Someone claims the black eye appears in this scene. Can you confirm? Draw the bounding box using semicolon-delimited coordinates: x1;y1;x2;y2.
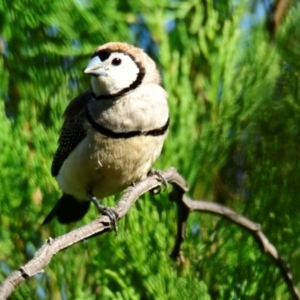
112;58;122;66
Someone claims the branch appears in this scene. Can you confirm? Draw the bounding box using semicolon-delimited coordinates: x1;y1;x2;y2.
169;194;300;300
266;0;290;39
0;167;187;299
0;167;299;300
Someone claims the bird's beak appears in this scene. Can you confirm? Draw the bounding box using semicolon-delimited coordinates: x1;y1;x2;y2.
84;56;106;76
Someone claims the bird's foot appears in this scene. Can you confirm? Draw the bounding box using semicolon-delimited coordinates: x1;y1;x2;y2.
88;194;118;233
148;169;169;194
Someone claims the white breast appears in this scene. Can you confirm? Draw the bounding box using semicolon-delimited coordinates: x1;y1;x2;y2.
56;132;167;201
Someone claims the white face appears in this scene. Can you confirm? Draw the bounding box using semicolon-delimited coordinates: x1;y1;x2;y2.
85;52;140;97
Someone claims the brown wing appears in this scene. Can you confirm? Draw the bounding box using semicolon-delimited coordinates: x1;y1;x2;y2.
51;89;92;177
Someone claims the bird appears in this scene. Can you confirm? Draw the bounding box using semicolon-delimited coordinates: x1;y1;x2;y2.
42;42;169;229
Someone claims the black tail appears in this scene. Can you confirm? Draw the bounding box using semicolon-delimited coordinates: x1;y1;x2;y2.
42;194;90;225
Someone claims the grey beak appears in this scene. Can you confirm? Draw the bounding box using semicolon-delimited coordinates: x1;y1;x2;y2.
84;56;106;76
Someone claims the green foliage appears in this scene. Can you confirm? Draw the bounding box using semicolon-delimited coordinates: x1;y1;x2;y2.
1;0;300;299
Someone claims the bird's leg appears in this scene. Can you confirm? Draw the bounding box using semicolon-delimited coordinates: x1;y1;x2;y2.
148;169;169;194
88;193;119;233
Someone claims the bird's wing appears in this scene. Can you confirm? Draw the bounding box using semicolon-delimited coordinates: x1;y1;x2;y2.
51;89;92;177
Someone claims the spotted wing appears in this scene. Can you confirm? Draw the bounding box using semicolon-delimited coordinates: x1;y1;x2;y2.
51;90;92;177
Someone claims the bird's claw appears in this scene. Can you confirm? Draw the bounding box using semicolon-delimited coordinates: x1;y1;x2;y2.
100;206;119;233
148;169;168;194
88;193;119;233
149;169;168;188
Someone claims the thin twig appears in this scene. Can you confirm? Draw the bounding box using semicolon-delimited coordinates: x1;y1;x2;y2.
173;196;300;300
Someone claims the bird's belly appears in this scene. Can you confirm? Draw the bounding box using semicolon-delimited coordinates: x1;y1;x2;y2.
56;134;165;201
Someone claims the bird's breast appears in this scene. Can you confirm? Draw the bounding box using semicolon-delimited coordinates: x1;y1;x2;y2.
56;132;166;201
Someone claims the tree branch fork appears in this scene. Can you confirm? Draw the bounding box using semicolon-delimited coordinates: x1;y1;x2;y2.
0;168;299;299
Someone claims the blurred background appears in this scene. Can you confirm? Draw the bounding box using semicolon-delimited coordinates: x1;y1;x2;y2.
1;0;300;299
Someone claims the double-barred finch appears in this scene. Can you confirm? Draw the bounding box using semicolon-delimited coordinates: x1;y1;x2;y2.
43;42;169;228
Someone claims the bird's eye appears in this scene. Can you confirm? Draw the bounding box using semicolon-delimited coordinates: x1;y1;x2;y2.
112;58;122;66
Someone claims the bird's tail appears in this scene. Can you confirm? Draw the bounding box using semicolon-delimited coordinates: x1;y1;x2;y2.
42;194;90;225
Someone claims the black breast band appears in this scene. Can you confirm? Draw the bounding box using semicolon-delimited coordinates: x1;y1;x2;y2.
86;108;169;139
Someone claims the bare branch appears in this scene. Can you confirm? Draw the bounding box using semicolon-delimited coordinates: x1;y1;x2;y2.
0;168;186;299
170;195;300;300
0;167;299;300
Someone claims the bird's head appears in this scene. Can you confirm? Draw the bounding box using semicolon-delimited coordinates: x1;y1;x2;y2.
84;42;160;99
